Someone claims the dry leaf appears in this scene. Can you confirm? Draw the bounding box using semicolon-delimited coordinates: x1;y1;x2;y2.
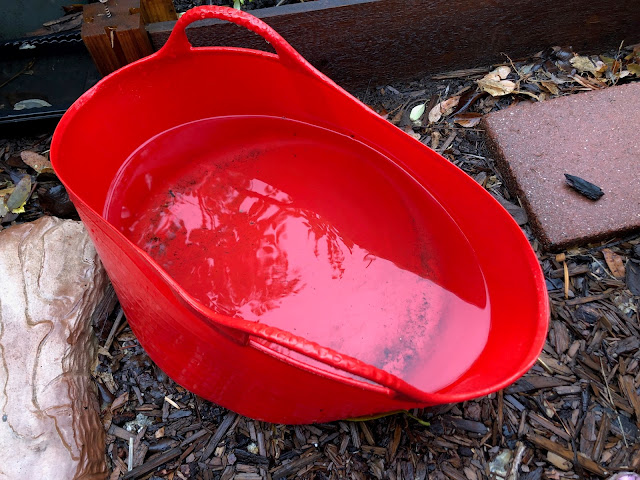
111;391;129;412
601;55;616;67
602;248;626;279
570;75;604;90
477;67;516;97
495;66;511;79
0;187;15;197
477;78;516;97
431;131;441;149
514;90;540;101
403;125;421;140
97;346;112;358
453;112;482;127
428;95;460;123
570;56;600;74
483;66;511;82
627;63;640;76
594;60;607;74
21;151;52;173
13;98;52;111
540;81;559;95
97;371;118;395
6;176;31;212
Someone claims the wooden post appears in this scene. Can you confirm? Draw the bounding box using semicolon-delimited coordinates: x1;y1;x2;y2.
140;0;178;24
81;0;153;77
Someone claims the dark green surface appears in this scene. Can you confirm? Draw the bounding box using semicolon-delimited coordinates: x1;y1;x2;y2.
0;41;99;125
0;0;87;41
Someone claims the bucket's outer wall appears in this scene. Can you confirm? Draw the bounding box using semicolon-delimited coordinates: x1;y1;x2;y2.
52;8;549;423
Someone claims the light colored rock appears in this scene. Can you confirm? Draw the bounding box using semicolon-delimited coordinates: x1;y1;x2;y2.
0;217;108;480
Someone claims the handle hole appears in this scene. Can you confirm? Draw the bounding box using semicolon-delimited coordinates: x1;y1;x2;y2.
189;20;277;53
155;17;277;54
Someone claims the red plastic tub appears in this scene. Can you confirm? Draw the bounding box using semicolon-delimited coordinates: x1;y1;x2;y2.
51;6;549;423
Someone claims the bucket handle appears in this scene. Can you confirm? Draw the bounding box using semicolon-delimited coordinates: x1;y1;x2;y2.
158;6;311;72
185;298;438;404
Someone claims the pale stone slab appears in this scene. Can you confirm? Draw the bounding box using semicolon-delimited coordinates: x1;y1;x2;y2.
0;217;108;479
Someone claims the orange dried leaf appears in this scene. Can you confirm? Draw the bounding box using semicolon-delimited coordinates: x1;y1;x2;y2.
602;248;626;279
21;151;53;174
570;75;605;90
540;81;559;95
110;391;129;412
453;112;482;127
477;78;516;97
427;95;460;123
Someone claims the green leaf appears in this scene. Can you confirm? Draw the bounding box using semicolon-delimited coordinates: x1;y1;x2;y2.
628;63;640;76
6;176;31;212
409;103;425;122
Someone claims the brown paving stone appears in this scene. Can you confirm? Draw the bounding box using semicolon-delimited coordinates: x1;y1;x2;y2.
483;82;640;250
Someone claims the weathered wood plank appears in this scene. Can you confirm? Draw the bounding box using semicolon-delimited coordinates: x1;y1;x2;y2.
147;0;640;89
82;0;153;76
141;0;178;23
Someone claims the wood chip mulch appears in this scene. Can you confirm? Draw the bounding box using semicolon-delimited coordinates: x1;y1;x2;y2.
93;45;640;477
95;239;640;480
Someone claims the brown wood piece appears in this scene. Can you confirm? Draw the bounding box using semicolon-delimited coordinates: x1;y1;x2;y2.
140;0;177;24
361;445;386;456
442;416;489;435
526;433;608;477
505;375;569;394
442;463;468;480
122;446;182;479
566;293;610;306
528;412;571;442
82;0;153;76
550;265;590;279
387;424;402;462
591;413;610;463
359;422;375;446
146;0;640;89
199;411;237;462
619;375;640;424
270;451;323;479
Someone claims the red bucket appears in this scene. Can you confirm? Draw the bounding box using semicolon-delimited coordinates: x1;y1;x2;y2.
51;6;548;423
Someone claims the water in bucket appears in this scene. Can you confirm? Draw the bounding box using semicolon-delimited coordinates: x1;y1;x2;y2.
104;116;491;392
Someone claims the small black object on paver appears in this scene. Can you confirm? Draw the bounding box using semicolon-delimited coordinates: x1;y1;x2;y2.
564;174;604;201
